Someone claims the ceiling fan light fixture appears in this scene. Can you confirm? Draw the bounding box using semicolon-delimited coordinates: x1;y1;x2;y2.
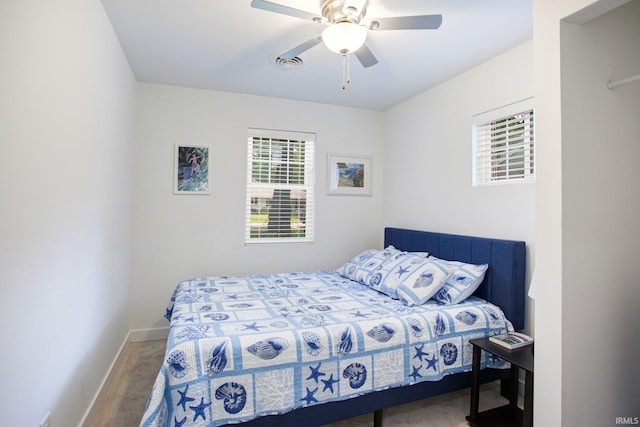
322;21;367;54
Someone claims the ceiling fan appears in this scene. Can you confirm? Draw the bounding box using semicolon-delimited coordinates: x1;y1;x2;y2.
251;0;443;70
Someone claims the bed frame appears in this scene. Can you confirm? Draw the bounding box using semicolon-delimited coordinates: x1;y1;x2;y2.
237;227;526;426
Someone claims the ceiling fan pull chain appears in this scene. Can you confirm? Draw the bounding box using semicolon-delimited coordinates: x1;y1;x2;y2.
342;53;347;89
341;53;352;90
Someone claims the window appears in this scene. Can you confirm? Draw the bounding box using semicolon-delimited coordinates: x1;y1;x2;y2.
473;98;535;185
245;129;315;244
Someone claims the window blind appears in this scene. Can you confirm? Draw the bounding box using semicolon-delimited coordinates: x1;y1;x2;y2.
473;98;535;185
245;129;315;244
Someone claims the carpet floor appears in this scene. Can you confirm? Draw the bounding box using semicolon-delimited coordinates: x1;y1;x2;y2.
89;340;512;427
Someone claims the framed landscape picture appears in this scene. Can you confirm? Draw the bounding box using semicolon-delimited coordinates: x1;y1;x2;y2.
174;144;210;194
327;154;372;196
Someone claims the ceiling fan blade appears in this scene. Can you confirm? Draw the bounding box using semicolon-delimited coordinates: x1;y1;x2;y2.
250;0;321;22
279;36;323;60
354;43;378;68
368;14;443;31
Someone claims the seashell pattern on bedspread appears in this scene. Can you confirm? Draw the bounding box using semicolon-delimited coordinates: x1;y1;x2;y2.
141;270;513;427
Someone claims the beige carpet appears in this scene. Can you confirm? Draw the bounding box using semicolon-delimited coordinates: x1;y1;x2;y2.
90;340;511;427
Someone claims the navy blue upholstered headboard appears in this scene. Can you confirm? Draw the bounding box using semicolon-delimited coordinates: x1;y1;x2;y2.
384;227;526;330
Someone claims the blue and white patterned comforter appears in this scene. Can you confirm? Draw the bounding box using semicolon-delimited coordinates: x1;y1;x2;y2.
140;271;513;427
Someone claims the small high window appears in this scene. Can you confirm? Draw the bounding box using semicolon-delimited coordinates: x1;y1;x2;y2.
473;98;535;185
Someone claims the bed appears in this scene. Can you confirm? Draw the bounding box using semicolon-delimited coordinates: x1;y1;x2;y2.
140;227;526;427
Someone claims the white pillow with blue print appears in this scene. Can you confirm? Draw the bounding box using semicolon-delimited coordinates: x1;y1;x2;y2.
336;248;379;283
385;245;430;258
337;246;403;284
368;253;453;304
395;258;454;306
362;246;429;289
430;257;489;304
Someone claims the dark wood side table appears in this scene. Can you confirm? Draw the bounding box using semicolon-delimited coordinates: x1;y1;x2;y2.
466;337;534;427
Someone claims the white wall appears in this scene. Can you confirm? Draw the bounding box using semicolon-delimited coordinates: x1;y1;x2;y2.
0;1;135;427
384;41;536;333
533;0;633;425
561;1;640;425
129;84;386;331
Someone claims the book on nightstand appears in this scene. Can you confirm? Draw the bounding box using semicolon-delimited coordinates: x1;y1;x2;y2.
489;332;534;350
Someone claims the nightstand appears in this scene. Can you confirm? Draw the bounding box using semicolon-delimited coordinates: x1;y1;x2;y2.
466;337;534;427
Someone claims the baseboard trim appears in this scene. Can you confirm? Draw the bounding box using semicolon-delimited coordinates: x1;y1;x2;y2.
78;330;131;427
78;328;169;427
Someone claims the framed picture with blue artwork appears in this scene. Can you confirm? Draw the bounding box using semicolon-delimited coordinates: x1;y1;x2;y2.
174;144;210;194
327;153;372;196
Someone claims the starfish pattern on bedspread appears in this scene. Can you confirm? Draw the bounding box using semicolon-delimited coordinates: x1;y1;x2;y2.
189;397;211;421
307;363;326;383
177;385;195;411
321;374;340;393
413;344;429;361
425;354;439;371
409;365;423;381
301;387;319;405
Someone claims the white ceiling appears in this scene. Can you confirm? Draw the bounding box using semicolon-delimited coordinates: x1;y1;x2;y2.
100;0;532;111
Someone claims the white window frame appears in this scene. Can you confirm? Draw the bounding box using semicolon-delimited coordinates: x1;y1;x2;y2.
245;128;315;244
472;98;535;186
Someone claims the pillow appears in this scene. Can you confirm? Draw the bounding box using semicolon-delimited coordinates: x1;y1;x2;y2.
368;254;453;305
336;248;380;283
430;257;489;305
337;246;425;286
385;245;429;258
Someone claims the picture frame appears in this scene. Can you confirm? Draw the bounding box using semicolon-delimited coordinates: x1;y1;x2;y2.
174;144;210;194
326;153;372;196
